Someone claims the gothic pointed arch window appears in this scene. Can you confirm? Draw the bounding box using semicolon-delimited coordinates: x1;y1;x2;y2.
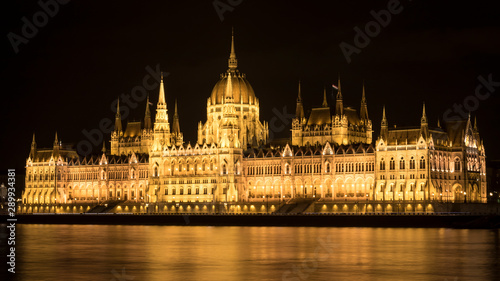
222;164;227;175
389;158;395;170
454;158;461;172
400;157;405;170
380;158;385;170
420;156;426;169
410;157;415;169
153;165;159;177
325;161;331;173
285;163;290;174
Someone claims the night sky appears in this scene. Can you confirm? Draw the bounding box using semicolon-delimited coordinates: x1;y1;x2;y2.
1;0;500;173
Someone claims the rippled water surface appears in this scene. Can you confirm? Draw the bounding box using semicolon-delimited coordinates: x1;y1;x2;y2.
4;225;500;280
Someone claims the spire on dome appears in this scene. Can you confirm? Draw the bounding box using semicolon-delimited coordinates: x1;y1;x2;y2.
228;27;238;70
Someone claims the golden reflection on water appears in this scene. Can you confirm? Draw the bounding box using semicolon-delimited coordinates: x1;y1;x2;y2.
12;225;499;281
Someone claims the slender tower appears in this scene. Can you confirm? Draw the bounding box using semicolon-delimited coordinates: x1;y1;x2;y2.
335;76;344;116
420;103;428;139
381;106;388;141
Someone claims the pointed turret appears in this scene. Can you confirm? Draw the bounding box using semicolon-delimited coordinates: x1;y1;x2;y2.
474;116;478;131
437;118;441;128
114;98;122;133
171;99;183;146
381;106;388;141
53;132;60;157
295;80;305;120
172;99;180;135
158;72;167;106
30;133;37;159
102;139;107;154
335;76;344;115
322;86;328;107
228;28;238;71
53;132;58;146
360;82;369;120
144;96;152;130
421;102;427;124
154;72;169;126
420;103;429;139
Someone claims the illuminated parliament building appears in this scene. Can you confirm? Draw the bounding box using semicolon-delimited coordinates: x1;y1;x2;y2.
21;33;487;213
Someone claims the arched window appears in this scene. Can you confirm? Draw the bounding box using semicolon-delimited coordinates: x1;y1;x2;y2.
380;159;385;170
410;157;415;169
222;164;227;175
454;158;460;172
325;162;331;173
390;158;395;170
420;156;426;169
154;166;158;177
400;157;405;170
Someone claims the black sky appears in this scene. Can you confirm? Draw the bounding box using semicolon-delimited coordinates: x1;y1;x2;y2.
1;0;500;173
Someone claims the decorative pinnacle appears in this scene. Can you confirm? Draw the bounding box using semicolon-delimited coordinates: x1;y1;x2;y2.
322;86;328;107
297;80;302;102
421;102;427;123
361;81;366;104
336;75;342;99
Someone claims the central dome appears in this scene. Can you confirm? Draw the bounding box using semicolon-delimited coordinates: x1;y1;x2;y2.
210;72;256;105
209;30;257;106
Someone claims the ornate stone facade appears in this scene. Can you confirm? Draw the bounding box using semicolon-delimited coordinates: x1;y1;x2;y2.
21;32;487;211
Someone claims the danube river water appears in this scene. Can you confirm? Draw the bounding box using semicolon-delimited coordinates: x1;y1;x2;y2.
3;225;500;280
